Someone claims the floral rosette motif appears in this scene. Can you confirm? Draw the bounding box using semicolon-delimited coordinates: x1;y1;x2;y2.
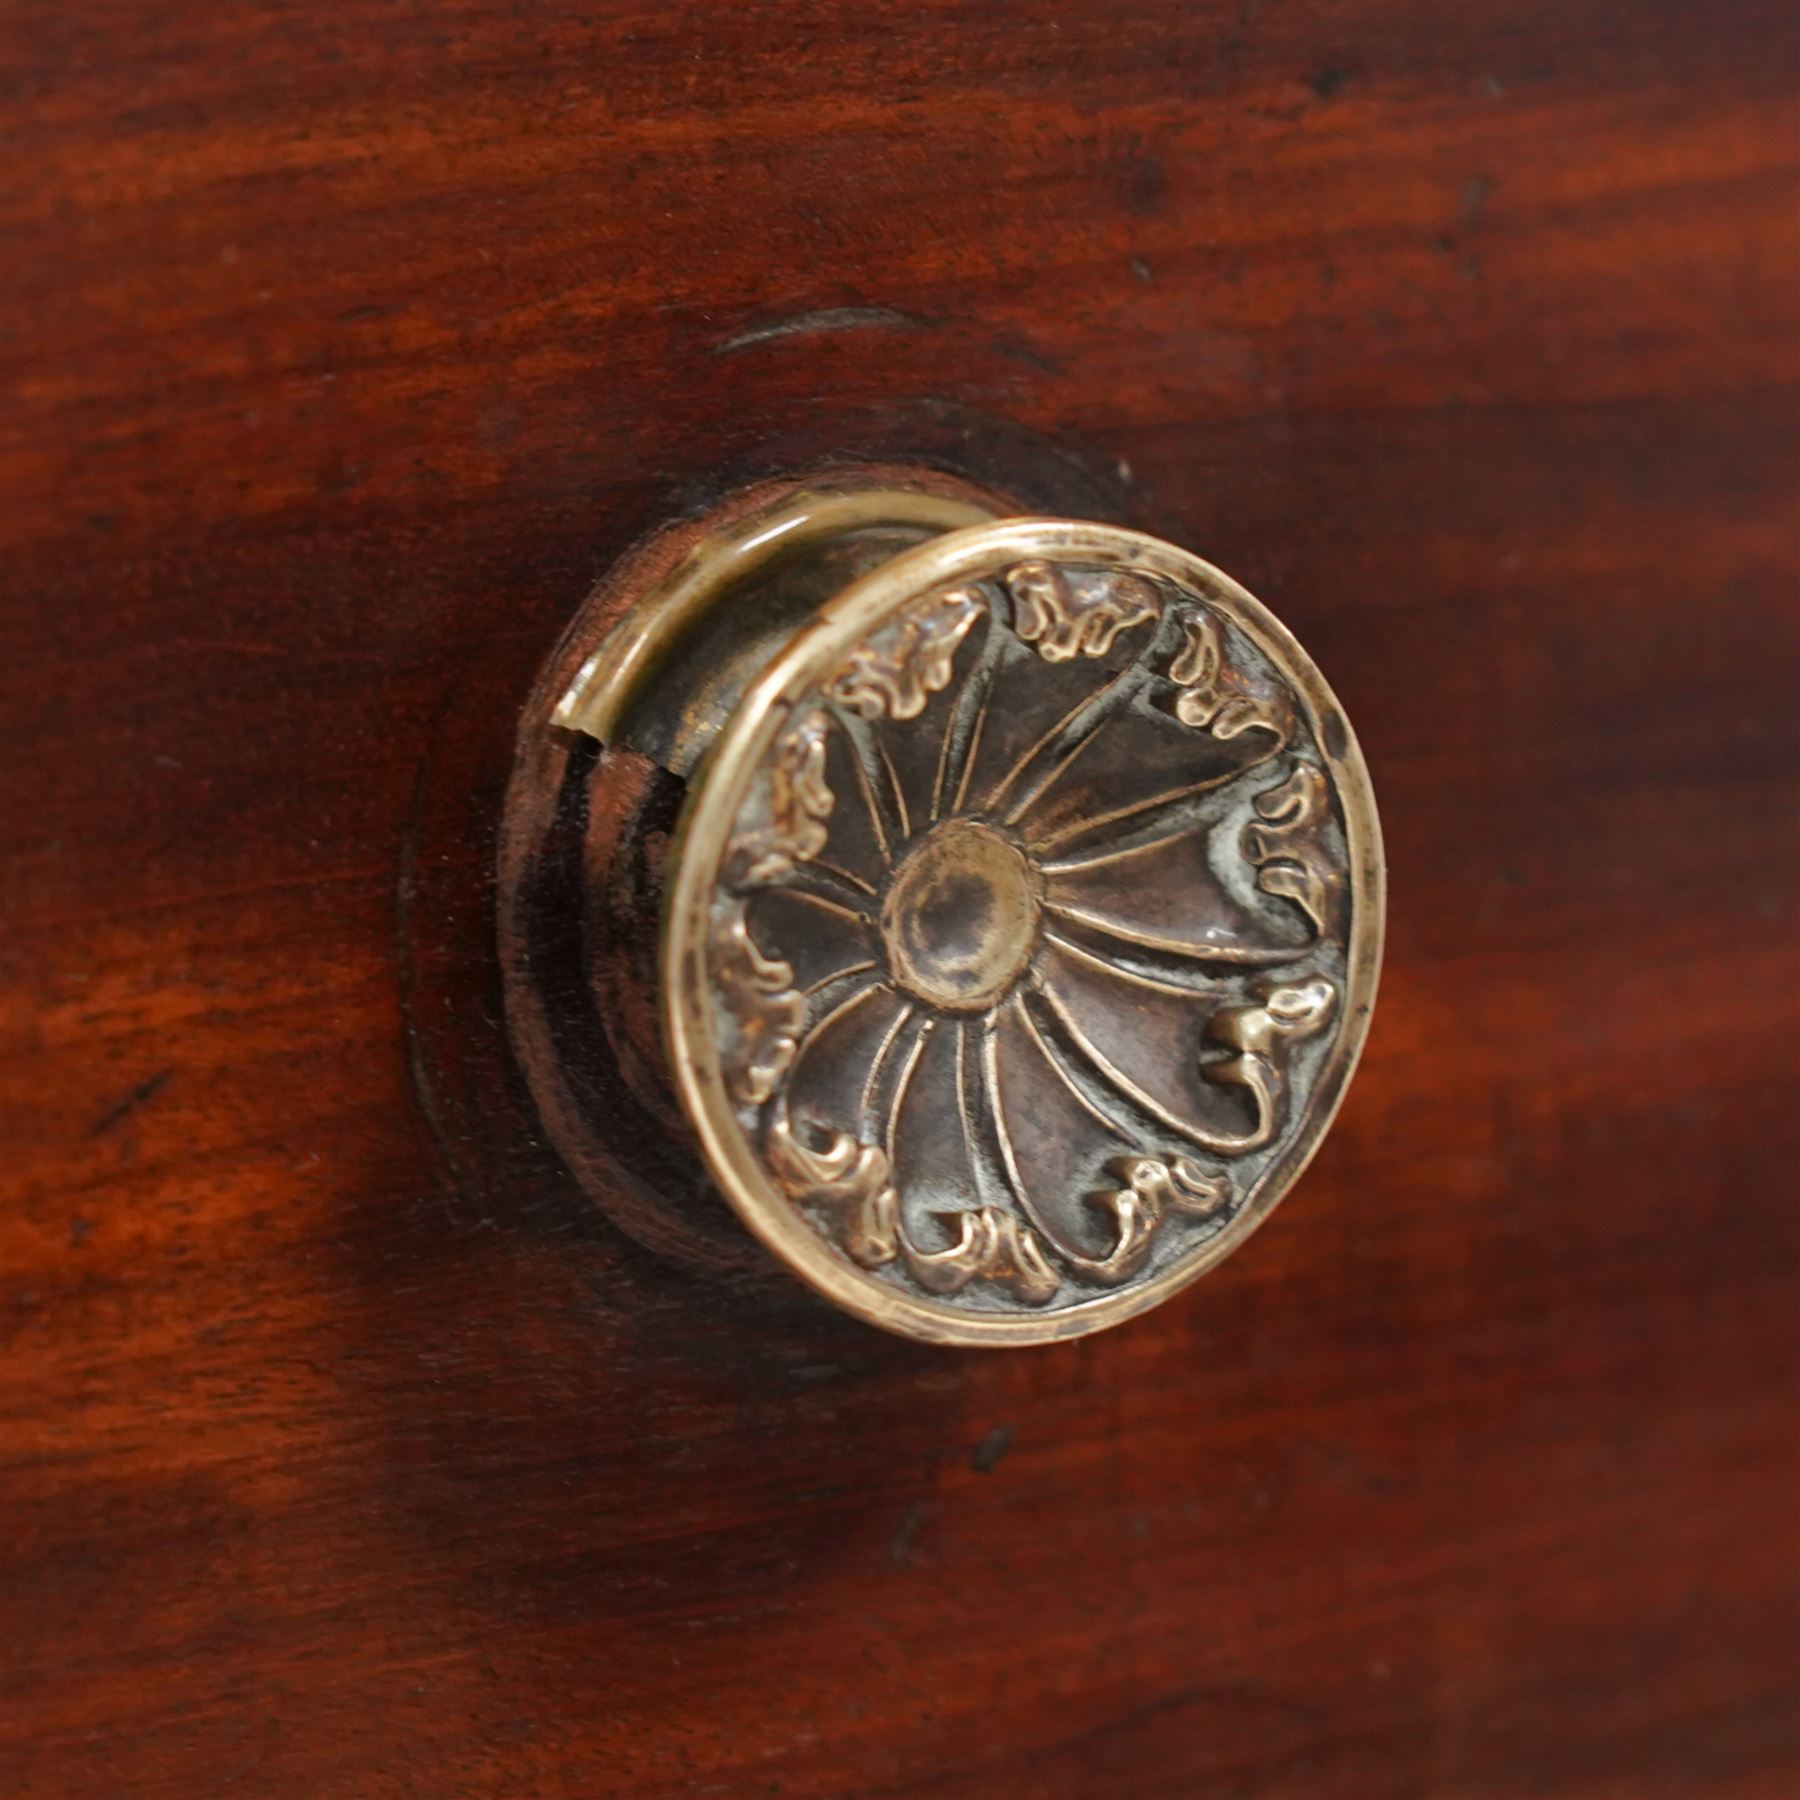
692;542;1371;1325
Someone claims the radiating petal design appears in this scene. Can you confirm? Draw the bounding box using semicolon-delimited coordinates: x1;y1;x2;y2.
828;706;911;856
699;541;1369;1322
773;1014;1061;1303
744;886;876;997
957;614;1163;821
784;980;910;1137
924;608;1006;825
878;1016;1066;1305
1043;816;1311;969
988;601;1288;853
833;607;1006;837
982;648;1160;825
984;994;1138;1267
1032;937;1337;1158
885;1016;980;1211
816;716;896;887
1014;603;1292;866
1029;937;1268;1153
1010;710;1265;860
987;999;1240;1283
1017;712;1285;868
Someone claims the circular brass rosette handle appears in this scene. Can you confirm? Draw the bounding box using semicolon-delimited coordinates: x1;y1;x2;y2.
503;473;1383;1346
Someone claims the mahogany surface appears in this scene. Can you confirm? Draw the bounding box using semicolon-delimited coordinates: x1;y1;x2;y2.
2;2;1796;1794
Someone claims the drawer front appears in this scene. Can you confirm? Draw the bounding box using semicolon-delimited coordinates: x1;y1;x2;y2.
3;3;1795;1794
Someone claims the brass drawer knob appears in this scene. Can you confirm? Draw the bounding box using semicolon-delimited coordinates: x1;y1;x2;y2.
503;472;1383;1345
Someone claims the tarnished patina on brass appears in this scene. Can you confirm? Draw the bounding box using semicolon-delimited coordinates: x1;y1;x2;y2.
532;482;1383;1345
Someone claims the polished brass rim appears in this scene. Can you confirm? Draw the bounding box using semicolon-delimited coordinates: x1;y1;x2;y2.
554;483;998;746
662;518;1385;1347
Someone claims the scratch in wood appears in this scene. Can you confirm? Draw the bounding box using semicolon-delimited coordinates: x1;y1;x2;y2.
89;1069;171;1137
713;306;929;355
888;1500;927;1567
996;339;1065;375
970;1423;1015;1474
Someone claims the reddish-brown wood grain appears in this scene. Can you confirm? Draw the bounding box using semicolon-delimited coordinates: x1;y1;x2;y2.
2;1;1796;1794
